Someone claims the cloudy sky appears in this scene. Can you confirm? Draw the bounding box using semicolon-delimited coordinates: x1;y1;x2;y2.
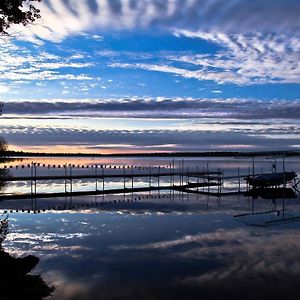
0;0;300;153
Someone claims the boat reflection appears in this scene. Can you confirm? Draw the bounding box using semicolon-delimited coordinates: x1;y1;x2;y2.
245;187;297;200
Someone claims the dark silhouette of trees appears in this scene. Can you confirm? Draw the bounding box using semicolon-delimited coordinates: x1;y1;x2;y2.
0;0;41;34
0;217;54;299
0;137;7;153
0;104;7;159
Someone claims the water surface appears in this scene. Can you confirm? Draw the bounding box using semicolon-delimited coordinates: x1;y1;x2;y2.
1;156;300;299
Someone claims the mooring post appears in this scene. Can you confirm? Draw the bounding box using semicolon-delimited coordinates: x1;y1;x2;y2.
247;166;251;192
220;170;223;194
102;165;105;202
187;166;189;185
238;167;241;192
181;160;184;201
202;166;205;192
149;165;151;195
123;165;126;201
196;165;199;201
69;164;73;207
178;160;182;200
207;163;210;194
186;166;189;201
173;159;175;200
182;159;184;185
283;156;286;217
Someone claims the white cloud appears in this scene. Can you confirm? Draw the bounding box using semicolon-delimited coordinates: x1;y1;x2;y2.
0;85;10;94
0;40;93;83
38;62;94;70
110;31;300;85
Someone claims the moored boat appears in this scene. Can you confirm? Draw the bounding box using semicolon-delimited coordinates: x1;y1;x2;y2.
245;171;297;188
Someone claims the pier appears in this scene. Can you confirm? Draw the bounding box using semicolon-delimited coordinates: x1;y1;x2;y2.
0;162;224;201
1;160;298;202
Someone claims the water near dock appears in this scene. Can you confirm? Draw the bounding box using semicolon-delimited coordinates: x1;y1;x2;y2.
1;156;300;300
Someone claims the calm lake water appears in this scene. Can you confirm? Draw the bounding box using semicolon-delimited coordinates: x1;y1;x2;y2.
1;156;300;300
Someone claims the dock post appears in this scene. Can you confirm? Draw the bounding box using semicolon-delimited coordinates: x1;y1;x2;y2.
186;166;189;201
123;165;126;189
172;159;175;186
64;163;67;193
131;165;134;201
181;160;184;201
179;160;182;200
102;166;105;202
217;168;221;206
34;162;37;195
172;159;175;201
123;165;126;201
30;162;33;194
169;162;172;199
70;164;73;192
158;166;160;196
95;164;98;191
69;164;73;207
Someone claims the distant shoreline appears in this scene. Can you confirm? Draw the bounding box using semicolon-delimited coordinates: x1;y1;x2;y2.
3;150;300;158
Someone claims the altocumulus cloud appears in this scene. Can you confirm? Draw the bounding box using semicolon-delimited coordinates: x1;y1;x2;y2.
2;1;299;86
3;98;300;120
1;126;300;151
110;31;300;85
13;0;300;42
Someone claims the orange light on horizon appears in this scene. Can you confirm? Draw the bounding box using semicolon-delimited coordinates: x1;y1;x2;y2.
8;144;174;155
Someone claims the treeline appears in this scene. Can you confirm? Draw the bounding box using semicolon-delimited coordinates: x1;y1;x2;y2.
5;150;300;158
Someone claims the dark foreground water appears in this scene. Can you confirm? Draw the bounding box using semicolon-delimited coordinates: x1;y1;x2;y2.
1;156;300;300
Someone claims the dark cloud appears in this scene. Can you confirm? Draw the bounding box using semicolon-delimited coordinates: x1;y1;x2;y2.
3;98;300;120
1;127;299;151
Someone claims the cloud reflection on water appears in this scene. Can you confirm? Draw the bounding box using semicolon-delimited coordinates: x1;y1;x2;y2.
2;209;300;299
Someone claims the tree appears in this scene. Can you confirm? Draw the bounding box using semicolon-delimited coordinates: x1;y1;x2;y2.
0;137;7;153
0;0;41;34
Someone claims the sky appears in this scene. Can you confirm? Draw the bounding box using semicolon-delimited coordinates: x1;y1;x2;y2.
0;0;300;153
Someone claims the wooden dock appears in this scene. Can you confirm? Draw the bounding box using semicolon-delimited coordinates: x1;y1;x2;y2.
2;171;222;182
0;181;221;201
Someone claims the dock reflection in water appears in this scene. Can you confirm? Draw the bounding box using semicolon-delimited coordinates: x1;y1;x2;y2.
1;157;300;300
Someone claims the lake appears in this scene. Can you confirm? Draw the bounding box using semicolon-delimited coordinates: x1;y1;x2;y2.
1;156;300;300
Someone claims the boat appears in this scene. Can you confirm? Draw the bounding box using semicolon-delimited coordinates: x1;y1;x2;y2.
245;171;297;188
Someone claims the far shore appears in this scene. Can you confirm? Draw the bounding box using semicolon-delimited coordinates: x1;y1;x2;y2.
3;150;300;158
